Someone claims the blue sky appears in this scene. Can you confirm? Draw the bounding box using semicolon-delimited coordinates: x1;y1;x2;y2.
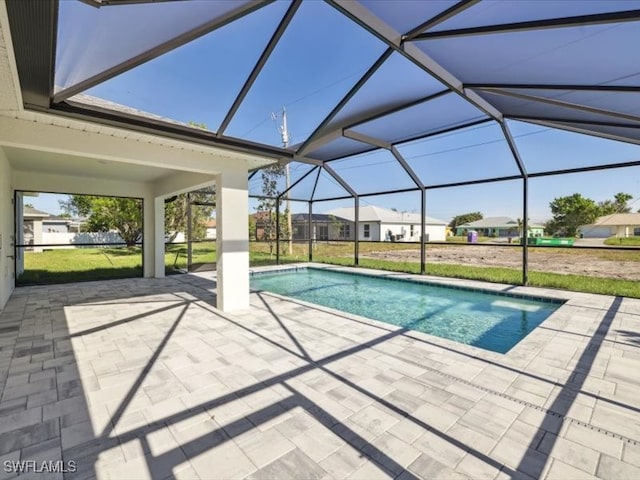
43;1;640;223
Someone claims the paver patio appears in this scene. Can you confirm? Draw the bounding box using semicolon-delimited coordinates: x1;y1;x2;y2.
1;264;640;480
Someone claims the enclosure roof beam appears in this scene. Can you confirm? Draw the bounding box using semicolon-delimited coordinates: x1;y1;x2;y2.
53;1;273;102
322;164;357;198
467;84;640;93
299;89;450;157
403;0;480;41
297;48;394;156
411;9;640;40
342;129;390;150
217;0;301;136
390;146;424;189
277;165;319;200
46;101;291;160
500;122;527;178
329;0;503;122
310;166;322;201
482;88;640;125
509;116;640;146
341;129;424;190
322;118;493;164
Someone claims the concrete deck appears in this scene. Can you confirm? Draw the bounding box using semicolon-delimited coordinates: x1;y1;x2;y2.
1;264;640;480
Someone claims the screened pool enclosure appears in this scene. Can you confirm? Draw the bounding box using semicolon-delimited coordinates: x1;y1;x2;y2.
6;0;640;285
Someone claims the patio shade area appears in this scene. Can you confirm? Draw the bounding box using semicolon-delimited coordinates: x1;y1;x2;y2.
1;270;640;479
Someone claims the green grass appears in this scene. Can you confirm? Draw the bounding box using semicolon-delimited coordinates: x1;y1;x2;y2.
314;256;640;298
19;247;143;284
604;236;640;246
17;241;640;298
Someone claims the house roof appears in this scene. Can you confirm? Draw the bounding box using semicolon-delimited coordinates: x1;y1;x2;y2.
588;213;640;227
325;206;446;225
459;217;544;229
291;213;348;223
23;206;51;218
205;219;216;228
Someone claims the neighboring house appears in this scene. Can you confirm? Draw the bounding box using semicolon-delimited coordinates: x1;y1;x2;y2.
23;206;124;249
205;219;217;240
23;206;50;252
455;217;545;238
290;213;350;241
324;205;447;242
252;211;271;241
579;213;640;238
43;215;84;233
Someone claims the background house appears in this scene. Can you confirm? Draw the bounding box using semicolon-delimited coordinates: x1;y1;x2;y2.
290;213;350;241
23;206;50;251
579;213;640;238
323;205;447;242
205;218;217;240
455;217;545;238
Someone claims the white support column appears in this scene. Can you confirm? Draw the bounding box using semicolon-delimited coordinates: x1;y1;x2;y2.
154;197;165;278
143;195;155;278
216;169;249;312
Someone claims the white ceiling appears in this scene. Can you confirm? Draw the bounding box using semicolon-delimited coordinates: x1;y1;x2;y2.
3;146;178;183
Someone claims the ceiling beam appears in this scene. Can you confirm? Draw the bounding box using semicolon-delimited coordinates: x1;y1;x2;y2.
53;0;272;103
411;9;640;40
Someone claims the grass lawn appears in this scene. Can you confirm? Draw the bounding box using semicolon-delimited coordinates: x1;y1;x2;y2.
316;257;640;299
604;236;640;246
17;241;640;298
19;247;144;284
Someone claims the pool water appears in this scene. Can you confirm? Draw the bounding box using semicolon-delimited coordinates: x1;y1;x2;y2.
250;267;563;354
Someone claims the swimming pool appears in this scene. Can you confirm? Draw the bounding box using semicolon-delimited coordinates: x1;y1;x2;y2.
250;267;563;354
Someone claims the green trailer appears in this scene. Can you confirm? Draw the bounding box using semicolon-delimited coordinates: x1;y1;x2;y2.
524;237;574;246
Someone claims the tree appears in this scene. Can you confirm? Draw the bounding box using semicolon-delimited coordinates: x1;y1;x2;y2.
448;212;483;230
60;195;142;246
255;165;289;256
598;192;632;215
516;217;534;238
546;193;600;237
164;187;215;240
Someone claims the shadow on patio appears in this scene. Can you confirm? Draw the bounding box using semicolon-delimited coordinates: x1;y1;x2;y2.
1;274;638;479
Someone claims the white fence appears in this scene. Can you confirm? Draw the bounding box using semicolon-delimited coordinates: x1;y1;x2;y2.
41;232;126;249
39;231;190;249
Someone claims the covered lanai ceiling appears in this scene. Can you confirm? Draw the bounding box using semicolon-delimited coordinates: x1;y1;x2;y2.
5;0;640;201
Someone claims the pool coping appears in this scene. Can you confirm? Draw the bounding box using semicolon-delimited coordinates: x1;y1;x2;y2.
248;262;612;366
